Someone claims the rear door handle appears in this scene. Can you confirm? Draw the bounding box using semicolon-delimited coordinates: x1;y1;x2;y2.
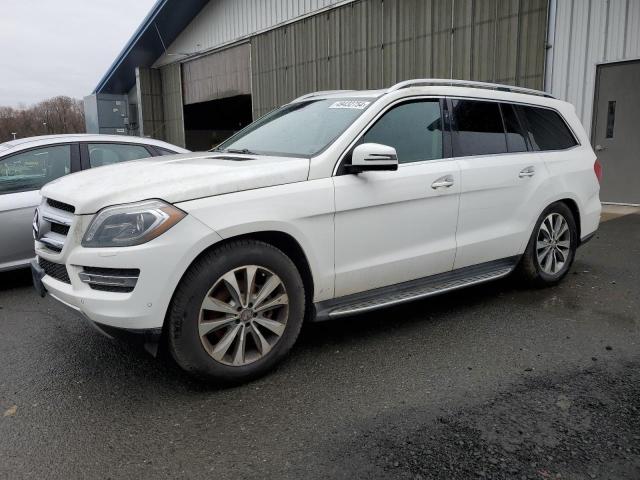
519;166;535;178
431;175;454;189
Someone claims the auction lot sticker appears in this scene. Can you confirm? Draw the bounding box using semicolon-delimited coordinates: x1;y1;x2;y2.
329;101;370;109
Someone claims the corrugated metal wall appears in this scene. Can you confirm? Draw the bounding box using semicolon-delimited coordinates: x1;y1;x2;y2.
160;63;186;147
549;0;640;135
135;67;165;139
251;0;549;117
154;0;355;68
182;43;251;105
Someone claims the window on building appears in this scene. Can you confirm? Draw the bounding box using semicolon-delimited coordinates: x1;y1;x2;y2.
87;143;151;168
606;101;616;139
0;145;71;195
516;106;578;151
451;100;508;156
361;100;443;163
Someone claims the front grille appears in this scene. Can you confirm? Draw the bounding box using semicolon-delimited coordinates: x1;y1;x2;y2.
47;198;75;213
39;198;75;253
50;223;70;236
39;258;70;284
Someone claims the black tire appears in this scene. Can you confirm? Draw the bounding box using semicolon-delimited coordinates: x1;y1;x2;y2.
518;202;578;287
167;240;305;384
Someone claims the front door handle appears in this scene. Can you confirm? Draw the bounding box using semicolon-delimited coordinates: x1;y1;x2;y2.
431;175;454;189
594;144;606;152
519;166;536;178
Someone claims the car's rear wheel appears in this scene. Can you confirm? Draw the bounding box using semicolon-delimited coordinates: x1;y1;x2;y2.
519;202;578;286
167;240;305;383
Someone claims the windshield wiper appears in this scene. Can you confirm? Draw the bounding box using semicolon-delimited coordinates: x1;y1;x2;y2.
223;148;256;155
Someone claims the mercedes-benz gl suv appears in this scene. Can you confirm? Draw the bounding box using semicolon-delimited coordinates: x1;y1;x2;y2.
32;80;602;383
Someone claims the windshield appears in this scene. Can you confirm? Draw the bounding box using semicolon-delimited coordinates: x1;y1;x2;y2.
215;98;374;157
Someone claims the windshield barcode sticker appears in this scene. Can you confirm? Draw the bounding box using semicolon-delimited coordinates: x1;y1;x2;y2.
329;101;370;110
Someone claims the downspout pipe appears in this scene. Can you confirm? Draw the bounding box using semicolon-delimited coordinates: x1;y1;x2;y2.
544;0;558;93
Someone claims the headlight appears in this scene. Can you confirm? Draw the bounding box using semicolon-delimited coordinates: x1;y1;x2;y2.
82;199;186;248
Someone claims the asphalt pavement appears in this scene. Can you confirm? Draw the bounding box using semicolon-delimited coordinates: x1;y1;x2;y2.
1;212;638;480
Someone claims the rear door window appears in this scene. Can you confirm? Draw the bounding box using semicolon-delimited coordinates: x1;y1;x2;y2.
515;106;578;151
500;103;529;153
0;145;71;195
87;143;151;168
451;99;507;156
361;100;443;164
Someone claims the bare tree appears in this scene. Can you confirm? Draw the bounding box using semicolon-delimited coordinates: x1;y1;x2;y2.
0;96;85;142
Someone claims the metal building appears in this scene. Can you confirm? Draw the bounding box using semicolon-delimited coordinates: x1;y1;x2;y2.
91;0;640;204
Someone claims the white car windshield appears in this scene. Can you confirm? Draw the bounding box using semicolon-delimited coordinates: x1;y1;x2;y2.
215;98;375;157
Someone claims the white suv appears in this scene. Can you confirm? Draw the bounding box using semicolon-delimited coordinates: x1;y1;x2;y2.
32;80;602;383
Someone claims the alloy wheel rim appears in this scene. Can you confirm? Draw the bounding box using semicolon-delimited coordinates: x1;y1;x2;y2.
536;213;571;275
198;265;289;366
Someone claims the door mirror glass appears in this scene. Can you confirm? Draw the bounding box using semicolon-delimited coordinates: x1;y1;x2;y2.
346;143;398;174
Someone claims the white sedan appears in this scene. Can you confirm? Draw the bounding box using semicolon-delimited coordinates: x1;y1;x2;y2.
0;134;188;272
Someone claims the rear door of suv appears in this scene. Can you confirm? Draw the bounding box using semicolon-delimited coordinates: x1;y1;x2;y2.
450;98;551;269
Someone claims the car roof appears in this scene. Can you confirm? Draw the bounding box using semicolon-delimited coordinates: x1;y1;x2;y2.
0;134;188;154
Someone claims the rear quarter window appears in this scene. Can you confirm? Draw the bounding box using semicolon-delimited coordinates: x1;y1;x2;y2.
516;106;578;151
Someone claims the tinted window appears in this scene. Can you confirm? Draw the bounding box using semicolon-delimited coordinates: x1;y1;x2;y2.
451;100;507;156
87;143;151;168
501;103;528;153
0;145;71;195
217;98;373;157
516;106;577;151
361;100;443;163
157;147;178;156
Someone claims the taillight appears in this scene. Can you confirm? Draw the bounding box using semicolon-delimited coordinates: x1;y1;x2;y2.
594;158;603;183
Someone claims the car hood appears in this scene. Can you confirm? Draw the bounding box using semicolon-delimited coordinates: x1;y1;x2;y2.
41;152;310;214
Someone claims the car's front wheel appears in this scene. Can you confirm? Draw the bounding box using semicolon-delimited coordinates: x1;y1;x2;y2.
167;240;305;383
519;202;578;286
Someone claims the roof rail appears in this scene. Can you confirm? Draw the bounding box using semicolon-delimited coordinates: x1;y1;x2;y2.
387;79;554;98
292;90;354;102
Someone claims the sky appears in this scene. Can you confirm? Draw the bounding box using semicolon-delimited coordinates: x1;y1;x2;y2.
0;0;157;107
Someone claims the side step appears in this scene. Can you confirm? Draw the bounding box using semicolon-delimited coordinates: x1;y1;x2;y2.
313;257;519;321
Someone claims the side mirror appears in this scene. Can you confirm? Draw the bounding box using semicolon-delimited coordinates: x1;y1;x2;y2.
345;143;398;174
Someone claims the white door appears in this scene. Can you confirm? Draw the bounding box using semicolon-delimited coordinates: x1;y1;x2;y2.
451;99;552;269
333;99;460;297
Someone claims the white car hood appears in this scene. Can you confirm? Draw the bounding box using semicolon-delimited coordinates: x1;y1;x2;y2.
41;152;310;214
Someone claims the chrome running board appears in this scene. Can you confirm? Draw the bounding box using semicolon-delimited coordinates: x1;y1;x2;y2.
313;257;519;321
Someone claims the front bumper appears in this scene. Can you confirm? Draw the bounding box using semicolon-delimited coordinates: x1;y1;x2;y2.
32;262;163;354
35;214;221;331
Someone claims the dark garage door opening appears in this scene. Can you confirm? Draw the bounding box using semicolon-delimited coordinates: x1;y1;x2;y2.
183;95;253;151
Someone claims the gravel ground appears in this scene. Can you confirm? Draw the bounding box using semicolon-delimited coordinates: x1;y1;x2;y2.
364;360;640;479
0;212;638;479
